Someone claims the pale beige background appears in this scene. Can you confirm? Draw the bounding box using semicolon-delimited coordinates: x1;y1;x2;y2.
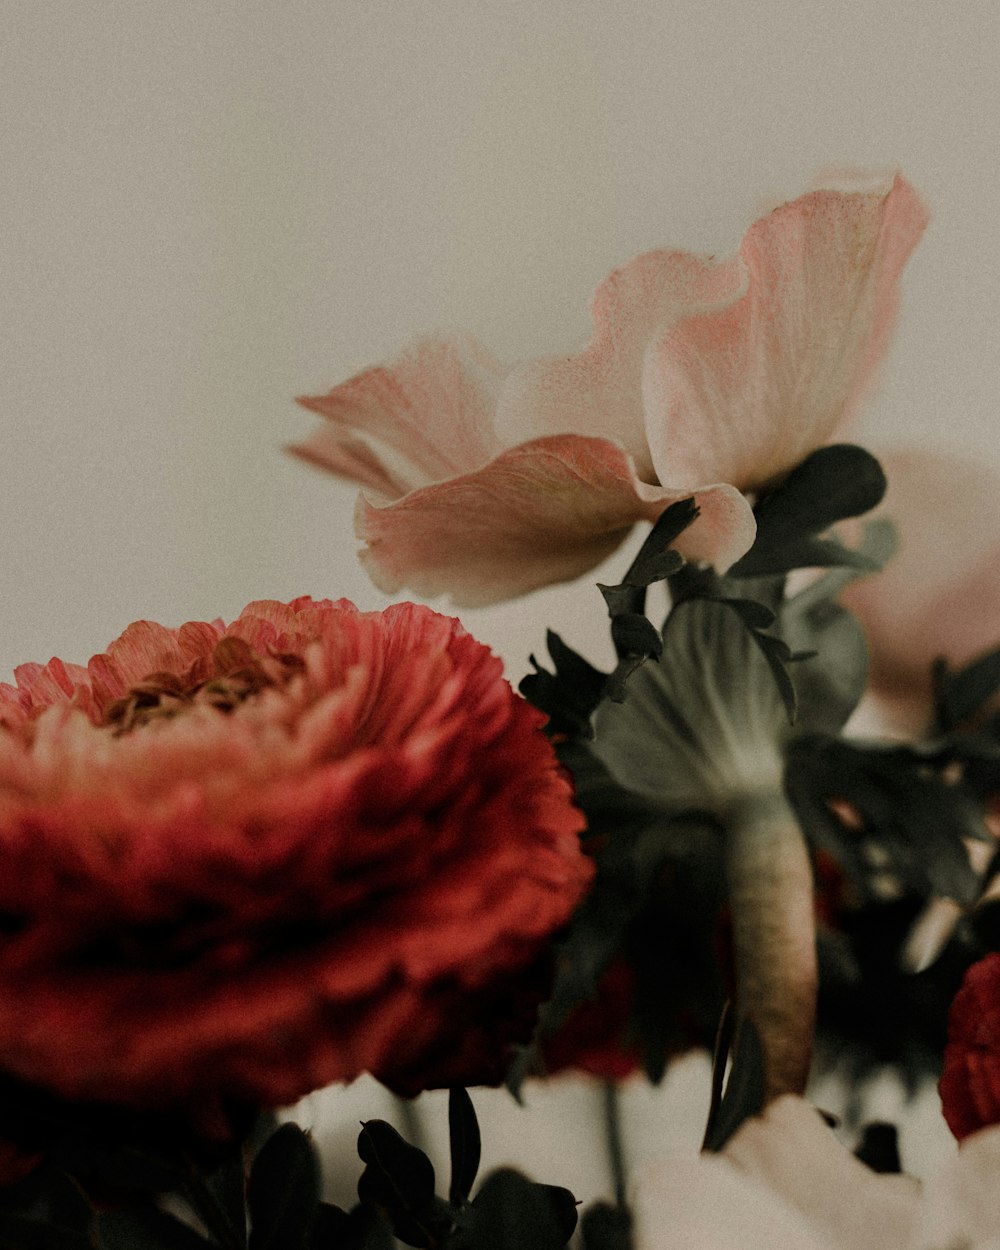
2;0;998;1204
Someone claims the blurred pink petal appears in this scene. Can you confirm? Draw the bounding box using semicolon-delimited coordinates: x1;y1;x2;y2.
843;449;1000;731
295;177;926;603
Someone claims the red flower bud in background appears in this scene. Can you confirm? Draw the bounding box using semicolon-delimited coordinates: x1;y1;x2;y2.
940;953;1000;1140
0;598;590;1122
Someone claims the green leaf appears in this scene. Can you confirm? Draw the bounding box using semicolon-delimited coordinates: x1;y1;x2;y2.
447;1089;481;1209
247;1123;320;1250
779;520;896;736
520;630;608;739
729;445;887;578
785;734;987;905
579;1202;634;1250
50;1134;184;1195
460;1169;577;1249
702;1009;766;1152
933;645;1000;733
96;1205;214;1250
356;1120;448;1249
854;1123;901;1174
609;614;663;663
593;598;788;814
309;1203;396;1250
204;1147;247;1247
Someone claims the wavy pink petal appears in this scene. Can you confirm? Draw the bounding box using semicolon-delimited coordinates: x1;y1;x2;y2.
643;175;929;492
843;448;1000;730
496;250;745;482
295;334;505;494
353;434;754;606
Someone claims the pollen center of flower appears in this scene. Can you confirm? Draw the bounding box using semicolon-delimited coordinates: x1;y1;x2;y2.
101;637;305;734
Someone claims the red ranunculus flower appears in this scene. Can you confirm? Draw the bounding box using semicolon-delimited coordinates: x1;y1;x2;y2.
940;952;1000;1140
0;598;590;1118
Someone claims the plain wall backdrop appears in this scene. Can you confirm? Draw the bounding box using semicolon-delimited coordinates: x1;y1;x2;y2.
2;0;998;1197
2;0;998;682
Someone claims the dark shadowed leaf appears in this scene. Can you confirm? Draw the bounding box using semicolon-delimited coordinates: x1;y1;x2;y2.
0;1208;92;1250
933;646;1000;733
310;1202;396;1250
460;1169;577;1249
96;1205;214;1250
702;1010;765;1152
247;1122;320;1250
448;1088;481;1208
580;1202;634;1250
357;1120;449;1248
520;630;608;739
786;735;987;906
729;445;887;578
205;1146;247;1246
854;1122;901;1174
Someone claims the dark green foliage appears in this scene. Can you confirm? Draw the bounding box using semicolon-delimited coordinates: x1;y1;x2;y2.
853;1122;901;1174
580;1203;634;1250
97;1205;214;1249
452;1170;577;1250
786;734;990;906
702;1011;766;1153
728;444;887;578
447;1089;481;1209
357;1120;451;1248
933;645;1000;734
247;1123;320;1250
520;630;608;739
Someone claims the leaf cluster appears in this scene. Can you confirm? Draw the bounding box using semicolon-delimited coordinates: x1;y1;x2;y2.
0;1088;604;1250
353;1090;578;1250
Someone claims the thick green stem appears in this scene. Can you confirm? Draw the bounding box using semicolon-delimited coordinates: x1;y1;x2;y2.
725;796;817;1102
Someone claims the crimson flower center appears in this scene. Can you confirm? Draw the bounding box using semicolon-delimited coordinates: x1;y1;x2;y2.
100;637;305;734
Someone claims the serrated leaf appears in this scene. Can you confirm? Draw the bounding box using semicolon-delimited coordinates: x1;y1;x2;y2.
248;1123;320;1250
519;630;607;739
448;1088;481;1209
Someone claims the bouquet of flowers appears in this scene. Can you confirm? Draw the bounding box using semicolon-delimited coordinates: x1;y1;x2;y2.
2;171;999;1249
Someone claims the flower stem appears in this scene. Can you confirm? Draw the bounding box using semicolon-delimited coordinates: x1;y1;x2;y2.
725;795;817;1102
602;1080;627;1209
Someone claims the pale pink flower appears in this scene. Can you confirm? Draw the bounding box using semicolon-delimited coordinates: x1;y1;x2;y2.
634;1095;1000;1250
294;176;927;605
843;449;1000;732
